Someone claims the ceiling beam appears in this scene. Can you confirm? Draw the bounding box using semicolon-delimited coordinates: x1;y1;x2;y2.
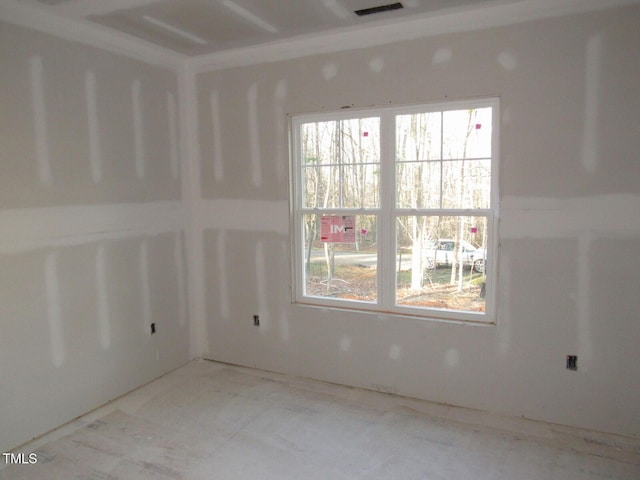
52;0;160;19
190;0;640;72
0;0;186;70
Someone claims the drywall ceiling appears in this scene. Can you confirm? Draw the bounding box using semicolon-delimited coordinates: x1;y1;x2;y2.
7;0;535;56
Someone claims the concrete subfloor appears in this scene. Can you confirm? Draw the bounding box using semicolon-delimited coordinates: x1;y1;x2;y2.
2;360;639;479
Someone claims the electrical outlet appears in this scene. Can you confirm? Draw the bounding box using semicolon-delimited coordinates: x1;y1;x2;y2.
566;355;577;371
253;315;260;326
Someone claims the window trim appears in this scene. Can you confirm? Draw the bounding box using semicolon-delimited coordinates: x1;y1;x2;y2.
289;98;499;324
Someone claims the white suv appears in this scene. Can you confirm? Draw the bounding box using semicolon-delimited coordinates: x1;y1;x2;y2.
425;239;486;273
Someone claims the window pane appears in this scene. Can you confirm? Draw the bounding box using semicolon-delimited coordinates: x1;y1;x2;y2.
341;164;380;208
441;159;491;209
303;214;377;303
442;108;492;159
396;215;488;313
396;112;441;160
301;118;380;209
396;161;441;209
340;118;380;165
302;164;380;209
302;121;336;166
302;165;338;208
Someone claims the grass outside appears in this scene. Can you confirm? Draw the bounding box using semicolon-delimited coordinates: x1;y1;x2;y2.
305;263;485;312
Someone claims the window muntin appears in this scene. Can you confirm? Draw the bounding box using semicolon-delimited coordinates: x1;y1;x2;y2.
292;99;497;323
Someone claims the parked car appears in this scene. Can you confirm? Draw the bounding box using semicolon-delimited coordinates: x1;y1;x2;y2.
425;239;486;273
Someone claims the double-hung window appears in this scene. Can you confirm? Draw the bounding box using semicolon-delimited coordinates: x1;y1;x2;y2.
291;98;498;323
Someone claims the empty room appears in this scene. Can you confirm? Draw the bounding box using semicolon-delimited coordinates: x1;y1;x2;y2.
1;0;639;478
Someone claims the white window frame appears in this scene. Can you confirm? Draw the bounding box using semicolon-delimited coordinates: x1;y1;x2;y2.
290;98;499;324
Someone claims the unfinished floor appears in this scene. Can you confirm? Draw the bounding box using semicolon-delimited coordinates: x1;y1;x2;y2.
2;360;639;479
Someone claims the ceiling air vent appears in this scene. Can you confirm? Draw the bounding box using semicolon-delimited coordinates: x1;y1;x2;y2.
354;2;404;16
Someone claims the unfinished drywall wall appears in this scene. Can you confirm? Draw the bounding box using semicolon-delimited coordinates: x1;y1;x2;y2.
195;5;640;437
0;21;189;452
